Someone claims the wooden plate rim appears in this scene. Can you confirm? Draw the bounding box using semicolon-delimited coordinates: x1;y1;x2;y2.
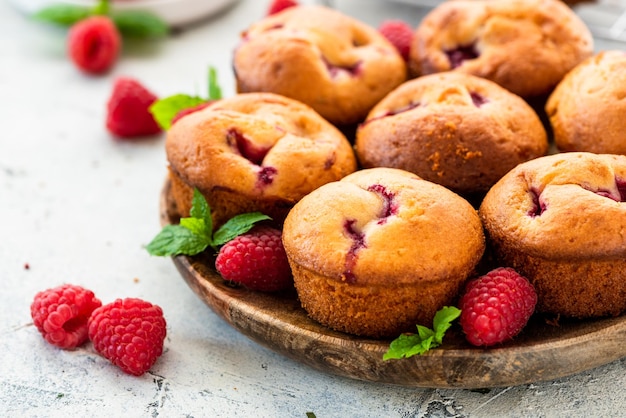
160;178;626;389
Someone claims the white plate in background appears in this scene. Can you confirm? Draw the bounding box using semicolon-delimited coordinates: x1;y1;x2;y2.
10;0;240;27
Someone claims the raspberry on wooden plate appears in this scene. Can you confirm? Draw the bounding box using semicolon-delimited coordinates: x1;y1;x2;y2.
459;267;537;346
215;226;293;292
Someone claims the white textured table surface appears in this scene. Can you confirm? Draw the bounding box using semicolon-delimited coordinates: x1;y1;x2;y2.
2;0;626;417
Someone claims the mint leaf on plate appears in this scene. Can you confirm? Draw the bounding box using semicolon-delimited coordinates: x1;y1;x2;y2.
146;188;271;257
433;305;461;343
145;224;210;256
383;306;461;360
212;212;272;247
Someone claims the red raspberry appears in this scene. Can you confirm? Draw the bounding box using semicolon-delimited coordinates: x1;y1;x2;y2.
267;0;298;15
30;284;102;349
68;16;121;74
459;267;537;347
88;298;167;376
106;77;162;138
171;101;214;126
378;20;413;61
215;226;293;292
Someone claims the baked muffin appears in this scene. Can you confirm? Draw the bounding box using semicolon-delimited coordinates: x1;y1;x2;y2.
355;72;548;196
546;50;626;154
166;92;357;227
233;5;407;126
479;152;626;318
409;0;594;98
282;168;485;338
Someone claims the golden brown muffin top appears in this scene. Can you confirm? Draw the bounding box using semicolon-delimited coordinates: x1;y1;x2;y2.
283;168;485;286
480;153;626;259
166;92;356;203
234;5;407;125
410;0;593;97
355;72;548;194
546;50;626;154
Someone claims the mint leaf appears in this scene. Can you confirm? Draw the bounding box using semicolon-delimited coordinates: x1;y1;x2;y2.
383;334;424;360
149;66;222;130
208;67;222;100
212;212;272;247
149;94;206;130
33;5;91;26
111;11;169;39
32;0;167;40
147;188;272;257
146;224;210;256
433;306;461;344
417;324;434;341
190;188;212;233
179;217;207;236
383;306;461;361
91;0;110;15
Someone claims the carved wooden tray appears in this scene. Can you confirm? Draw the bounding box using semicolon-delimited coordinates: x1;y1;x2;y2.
160;179;626;389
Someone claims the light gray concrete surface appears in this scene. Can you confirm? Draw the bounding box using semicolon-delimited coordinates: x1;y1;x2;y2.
2;0;626;417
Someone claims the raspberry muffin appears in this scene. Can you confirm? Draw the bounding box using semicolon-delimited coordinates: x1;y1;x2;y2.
355;72;548;196
166;92;357;227
282;168;485;338
233;5;407;126
546;50;626;154
409;0;593;98
480;152;626;318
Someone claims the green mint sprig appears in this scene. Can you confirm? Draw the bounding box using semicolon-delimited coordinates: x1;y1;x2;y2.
149;66;223;131
146;188;271;257
383;306;461;360
33;0;168;39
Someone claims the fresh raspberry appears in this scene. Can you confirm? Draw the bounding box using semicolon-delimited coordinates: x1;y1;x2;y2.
106;77;162;138
215;226;293;292
170;101;214;126
68;16;121;74
459;267;537;347
30;284;102;349
378;20;413;61
267;0;298;15
88;298;167;376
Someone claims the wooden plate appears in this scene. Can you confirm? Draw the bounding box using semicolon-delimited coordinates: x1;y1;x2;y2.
160;179;626;389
